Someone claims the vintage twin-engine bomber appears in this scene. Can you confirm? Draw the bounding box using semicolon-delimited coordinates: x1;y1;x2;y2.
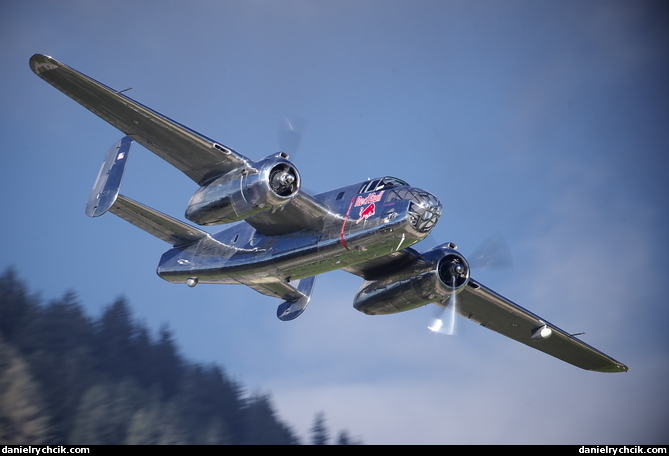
30;54;628;373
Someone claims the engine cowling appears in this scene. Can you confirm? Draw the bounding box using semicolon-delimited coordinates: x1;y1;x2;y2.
185;153;300;225
353;247;470;315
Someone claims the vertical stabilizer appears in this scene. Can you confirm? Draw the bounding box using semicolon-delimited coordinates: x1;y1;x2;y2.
86;136;132;217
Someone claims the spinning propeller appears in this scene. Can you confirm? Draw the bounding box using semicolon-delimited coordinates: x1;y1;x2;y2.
277;114;307;158
428;250;469;335
428;233;512;336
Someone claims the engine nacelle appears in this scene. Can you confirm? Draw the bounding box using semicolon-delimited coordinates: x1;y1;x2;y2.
185;153;300;225
353;247;470;315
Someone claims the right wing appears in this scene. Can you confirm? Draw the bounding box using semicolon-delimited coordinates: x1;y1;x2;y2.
30;54;335;236
29;54;249;185
245;190;335;236
457;279;628;373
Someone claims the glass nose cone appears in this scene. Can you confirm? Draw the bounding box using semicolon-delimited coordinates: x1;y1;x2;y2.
408;191;442;233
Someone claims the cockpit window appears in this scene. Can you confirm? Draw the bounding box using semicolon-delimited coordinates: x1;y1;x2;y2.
386;187;414;202
380;177;409;188
358;176;409;193
359;179;380;193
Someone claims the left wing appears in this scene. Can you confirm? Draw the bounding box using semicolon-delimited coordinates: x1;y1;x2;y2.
347;249;628;372
29;54;249;185
458;279;628;372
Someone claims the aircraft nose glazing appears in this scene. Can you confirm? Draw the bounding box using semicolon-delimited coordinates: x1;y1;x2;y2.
408;190;442;233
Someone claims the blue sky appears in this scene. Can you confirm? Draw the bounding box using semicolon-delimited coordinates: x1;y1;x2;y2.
2;0;668;444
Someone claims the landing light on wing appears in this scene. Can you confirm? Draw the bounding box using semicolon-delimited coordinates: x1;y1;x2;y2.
531;324;553;340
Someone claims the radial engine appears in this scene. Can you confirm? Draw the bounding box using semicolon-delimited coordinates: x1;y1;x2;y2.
185;153;300;225
353;245;470;315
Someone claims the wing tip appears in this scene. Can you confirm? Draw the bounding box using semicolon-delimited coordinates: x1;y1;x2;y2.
591;362;629;373
29;54;60;75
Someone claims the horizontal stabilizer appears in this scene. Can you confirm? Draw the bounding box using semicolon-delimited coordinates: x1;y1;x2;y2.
109;195;210;247
86;136;132;217
245;276;317;320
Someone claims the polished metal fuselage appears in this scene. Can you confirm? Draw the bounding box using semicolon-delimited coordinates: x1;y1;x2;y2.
157;181;441;286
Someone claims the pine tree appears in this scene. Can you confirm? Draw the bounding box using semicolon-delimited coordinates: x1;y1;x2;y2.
94;297;137;381
150;325;183;399
0;268;362;445
310;412;329;445
176;363;245;443
29;291;95;442
125;395;187;444
0;268;41;352
69;380;142;444
0;337;50;444
336;429;362;445
241;394;299;445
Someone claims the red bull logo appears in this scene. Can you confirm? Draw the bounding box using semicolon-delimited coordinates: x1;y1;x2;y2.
357;202;376;223
355;191;383;223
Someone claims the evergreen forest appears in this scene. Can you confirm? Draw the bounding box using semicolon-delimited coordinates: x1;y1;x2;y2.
0;268;362;445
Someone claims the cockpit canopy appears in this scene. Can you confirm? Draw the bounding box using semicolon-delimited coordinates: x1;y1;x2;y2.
358;176;409;194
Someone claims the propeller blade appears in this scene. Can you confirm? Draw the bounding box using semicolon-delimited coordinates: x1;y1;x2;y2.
277;114;307;157
425;234;510;336
468;231;513;270
428;287;458;335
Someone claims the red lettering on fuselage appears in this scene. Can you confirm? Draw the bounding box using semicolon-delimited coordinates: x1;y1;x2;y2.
341;190;386;247
354;191;384;207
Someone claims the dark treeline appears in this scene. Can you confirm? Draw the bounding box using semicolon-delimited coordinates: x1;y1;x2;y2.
0;268;362;445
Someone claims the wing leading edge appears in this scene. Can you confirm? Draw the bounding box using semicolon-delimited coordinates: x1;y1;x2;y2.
458;279;628;372
29;54;249;185
30;54;334;236
346;250;627;372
